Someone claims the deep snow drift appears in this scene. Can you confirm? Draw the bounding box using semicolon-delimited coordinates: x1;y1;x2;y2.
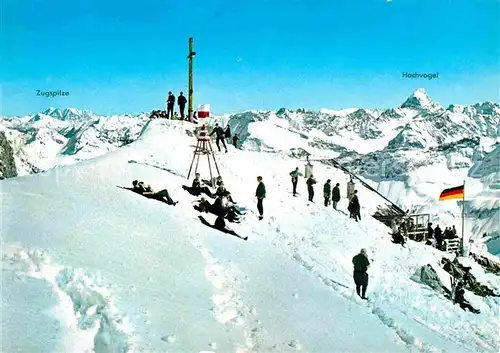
2;119;500;353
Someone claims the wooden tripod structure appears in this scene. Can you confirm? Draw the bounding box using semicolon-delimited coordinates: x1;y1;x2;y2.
187;127;221;183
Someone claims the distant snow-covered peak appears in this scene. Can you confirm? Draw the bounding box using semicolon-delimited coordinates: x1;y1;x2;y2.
42;107;95;121
472;101;500;116
320;108;358;116
401;88;442;112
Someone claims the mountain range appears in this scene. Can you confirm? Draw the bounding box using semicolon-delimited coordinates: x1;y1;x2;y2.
1;88;499;254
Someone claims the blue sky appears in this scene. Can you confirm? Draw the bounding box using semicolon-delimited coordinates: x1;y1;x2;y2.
2;0;499;116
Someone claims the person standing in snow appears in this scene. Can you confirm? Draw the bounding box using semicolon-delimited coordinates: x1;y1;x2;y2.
434;225;443;250
331;183;341;210
289;167;302;197
306;175;316;202
232;134;239;148
224;123;231;143
427;222;434;241
210;123;228;153
347;177;356;201
255;176;266;220
323;179;332;207
452;225;457;237
348;190;361;221
167;92;175;119
177;91;187;119
352;248;370;299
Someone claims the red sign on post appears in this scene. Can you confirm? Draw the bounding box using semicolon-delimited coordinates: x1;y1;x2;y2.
197;104;211;141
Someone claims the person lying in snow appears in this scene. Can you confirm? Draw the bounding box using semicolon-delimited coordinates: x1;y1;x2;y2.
193;196;244;223
132;180;178;205
454;281;480;314
198;215;245;239
441;257;500;297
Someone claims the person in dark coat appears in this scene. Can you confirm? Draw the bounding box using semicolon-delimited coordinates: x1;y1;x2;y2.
224;124;231;142
167;92;175;119
323;179;332;207
255;176;266;220
232;134;239;148
352;248;370;299
427;222;434;240
196;197;212;213
192;173;214;197
434;225;443;250
348;190;361;221
210;123;228;152
306;175;316;202
214;214;227;231
392;230;406;247
215;182;235;203
177;92;187;119
289;167;302;196
331;183;341;210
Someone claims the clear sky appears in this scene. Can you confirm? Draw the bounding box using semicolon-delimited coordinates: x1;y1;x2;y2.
2;0;499;116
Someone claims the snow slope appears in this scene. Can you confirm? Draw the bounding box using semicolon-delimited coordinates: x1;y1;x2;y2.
2;120;500;353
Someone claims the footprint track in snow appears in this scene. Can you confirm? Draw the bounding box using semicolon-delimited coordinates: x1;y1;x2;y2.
193;242;269;351
2;245;135;353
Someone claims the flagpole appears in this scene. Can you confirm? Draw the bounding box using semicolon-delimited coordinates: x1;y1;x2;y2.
461;180;466;257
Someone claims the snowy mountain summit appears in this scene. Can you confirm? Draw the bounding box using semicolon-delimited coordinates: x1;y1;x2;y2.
43;107;95;121
401;88;443;112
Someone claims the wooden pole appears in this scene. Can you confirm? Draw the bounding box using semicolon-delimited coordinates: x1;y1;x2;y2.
461;180;466;256
187;38;195;121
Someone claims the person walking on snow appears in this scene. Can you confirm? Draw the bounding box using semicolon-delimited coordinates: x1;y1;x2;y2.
255;176;266;220
323;179;332;207
289;167;302;196
210;123;228;152
352;248;370;299
331;183;341;210
306;175;317;202
348;190;361;221
177;92;187;119
167;92;175;119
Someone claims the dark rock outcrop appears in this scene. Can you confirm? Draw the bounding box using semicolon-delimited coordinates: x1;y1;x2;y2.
0;131;18;179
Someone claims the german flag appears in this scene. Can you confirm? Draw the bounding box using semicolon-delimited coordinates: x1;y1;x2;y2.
439;185;464;201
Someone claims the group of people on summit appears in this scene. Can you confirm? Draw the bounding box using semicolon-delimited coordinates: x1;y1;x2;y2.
290;168;361;221
166;91;187;119
209;123;239;152
149;91;189;120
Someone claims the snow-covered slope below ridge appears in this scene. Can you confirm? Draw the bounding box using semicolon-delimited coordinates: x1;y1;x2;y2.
2;119;500;353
